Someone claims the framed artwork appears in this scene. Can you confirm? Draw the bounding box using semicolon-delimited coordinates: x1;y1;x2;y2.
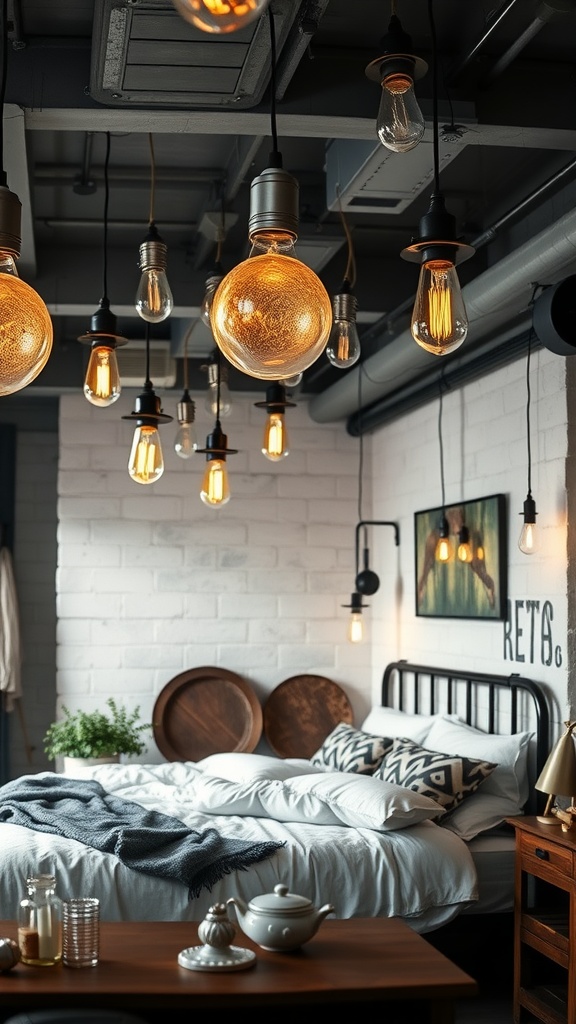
414;493;507;619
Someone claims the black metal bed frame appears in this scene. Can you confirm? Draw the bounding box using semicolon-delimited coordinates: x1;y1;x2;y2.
381;660;551;816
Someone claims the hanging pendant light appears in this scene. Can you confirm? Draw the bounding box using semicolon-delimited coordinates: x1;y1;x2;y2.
0;0;53;396
519;331;539;555
210;7;332;381
435;375;453;562
327;198;361;369
135;134;173;324
254;382;296;461
365;9;428;154
196;352;237;507
201;351;233;418
400;0;474;356
174;324;197;460
171;0;270;34
342;592;368;644
122;325;173;485
78;132;127;407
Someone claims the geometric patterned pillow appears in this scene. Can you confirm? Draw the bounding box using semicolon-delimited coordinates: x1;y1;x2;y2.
310;722;393;775
375;737;498;813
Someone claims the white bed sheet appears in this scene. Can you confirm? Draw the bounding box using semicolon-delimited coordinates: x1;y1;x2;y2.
0;762;479;934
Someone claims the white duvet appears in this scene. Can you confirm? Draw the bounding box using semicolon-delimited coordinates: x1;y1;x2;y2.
0;759;479;933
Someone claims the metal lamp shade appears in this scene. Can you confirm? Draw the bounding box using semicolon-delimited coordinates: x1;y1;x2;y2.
535;722;576;797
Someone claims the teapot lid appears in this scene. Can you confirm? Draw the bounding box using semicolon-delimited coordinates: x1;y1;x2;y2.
248;883;314;915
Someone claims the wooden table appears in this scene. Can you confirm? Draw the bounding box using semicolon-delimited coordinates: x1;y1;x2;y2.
0;918;477;1023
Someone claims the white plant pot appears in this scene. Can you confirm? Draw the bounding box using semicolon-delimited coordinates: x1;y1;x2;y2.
62;755;120;777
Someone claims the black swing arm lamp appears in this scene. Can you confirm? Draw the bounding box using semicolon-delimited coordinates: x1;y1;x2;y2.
354;519;400;596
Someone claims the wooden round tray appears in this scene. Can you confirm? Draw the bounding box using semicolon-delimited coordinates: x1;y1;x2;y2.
153;666;262;762
263;674;353;759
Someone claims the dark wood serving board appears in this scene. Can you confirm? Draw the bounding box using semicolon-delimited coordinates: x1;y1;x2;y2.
263;674;353;759
153;666;262;761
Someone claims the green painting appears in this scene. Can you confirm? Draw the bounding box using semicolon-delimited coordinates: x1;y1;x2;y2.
415;494;507;619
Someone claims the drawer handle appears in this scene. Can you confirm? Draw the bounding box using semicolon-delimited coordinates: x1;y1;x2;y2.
535;848;549;860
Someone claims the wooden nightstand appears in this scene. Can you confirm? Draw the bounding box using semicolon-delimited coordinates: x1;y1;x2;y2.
508;816;576;1024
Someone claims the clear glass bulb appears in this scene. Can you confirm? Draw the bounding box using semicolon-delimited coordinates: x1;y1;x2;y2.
135;269;173;324
171;0;269;34
174;422;197;459
210;235;332;380
83;345;121;407
347;612;364;644
262;412;289;461
411;259;468;355
377;73;425;153
0;253;53;396
200;458;230;506
519;522;538;555
435;535;453;563
200;279;221;327
326;319;361;368
205;379;232;418
128;425;165;485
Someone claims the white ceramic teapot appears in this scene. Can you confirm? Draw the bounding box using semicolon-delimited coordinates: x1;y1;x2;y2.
227;883;335;951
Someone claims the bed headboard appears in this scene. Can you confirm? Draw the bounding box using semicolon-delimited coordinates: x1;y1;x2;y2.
381;660;551;815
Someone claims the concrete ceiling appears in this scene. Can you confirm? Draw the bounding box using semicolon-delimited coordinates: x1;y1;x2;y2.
5;0;576;426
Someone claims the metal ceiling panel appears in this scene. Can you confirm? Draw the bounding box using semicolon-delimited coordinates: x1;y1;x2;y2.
89;0;303;109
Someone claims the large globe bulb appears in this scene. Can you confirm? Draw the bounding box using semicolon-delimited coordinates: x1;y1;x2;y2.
210;252;332;380
0;272;53;395
171;0;269;34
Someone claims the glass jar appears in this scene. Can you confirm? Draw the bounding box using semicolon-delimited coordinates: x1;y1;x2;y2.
18;873;62;966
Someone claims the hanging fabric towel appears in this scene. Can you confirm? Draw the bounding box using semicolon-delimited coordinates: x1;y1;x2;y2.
0;546;21;711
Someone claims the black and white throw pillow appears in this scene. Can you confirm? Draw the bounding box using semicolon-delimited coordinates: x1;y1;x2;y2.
376;737;498;812
310;722;393;775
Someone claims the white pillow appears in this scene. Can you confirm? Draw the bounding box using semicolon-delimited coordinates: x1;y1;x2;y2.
284;772;445;831
193;773;342;826
196;752;323;782
425;716;534;813
441;792;520;841
361;707;452;745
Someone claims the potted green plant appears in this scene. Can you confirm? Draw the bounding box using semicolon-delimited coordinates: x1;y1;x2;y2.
44;698;151;771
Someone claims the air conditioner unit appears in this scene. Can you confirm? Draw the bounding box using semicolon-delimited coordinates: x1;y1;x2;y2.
116;341;177;388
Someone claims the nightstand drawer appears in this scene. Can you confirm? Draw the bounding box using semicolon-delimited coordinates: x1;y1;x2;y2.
519;831;574;881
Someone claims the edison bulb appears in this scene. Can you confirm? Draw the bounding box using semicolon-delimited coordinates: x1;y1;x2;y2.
457;526;473;563
0;254;53;396
84;345;121;407
174;423;197;459
326;319;361;368
172;0;269;33
519;522;538;555
377;73;425;153
135;269;173;324
200;458;230;506
211;241;332;380
205;378;232;418
128;425;165;484
436;536;453;562
412;260;468;355
348;612;364;644
262;412;289;461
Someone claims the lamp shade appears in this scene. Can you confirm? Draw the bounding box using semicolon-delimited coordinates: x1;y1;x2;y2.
535;722;576;797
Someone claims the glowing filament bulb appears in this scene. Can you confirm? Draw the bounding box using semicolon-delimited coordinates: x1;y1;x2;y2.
519;522;538;555
0;253;53;395
457;526;473;563
377;73;425;153
172;0;269;33
128;425;164;485
201;458;230;506
262;412;289;461
435;518;453;563
412;260;468;355
135;269;173;324
348;612;364;644
83;345;121;407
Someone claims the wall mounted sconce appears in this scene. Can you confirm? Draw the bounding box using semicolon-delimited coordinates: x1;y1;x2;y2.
135;135;173;324
210;8;332;381
365;10;428;153
196;352;237;507
171;0;270;34
122;326;173;485
78;132;127;407
354;519;400;595
254;382;296;461
400;1;474;356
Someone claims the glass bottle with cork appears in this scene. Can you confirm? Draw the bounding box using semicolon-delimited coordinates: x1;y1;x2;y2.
18;873;62;965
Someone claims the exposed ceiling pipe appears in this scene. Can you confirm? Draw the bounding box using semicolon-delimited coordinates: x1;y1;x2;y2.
482;0;576;86
308;204;576;425
446;0;522;85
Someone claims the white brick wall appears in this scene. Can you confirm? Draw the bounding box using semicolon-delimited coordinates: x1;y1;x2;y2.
56;390;370;761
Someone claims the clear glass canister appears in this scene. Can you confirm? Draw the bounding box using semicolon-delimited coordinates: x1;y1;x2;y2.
18;873;62;966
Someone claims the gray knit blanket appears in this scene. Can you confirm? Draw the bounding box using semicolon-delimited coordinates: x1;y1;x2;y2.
0;774;284;898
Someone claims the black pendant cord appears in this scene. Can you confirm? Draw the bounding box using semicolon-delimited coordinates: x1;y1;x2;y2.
267;4;280;165
145;322;151;387
102;131;111;303
525;330;533;498
356;363;365;577
427;0;440;193
438;373;447;514
215;348;222;428
0;0;7;185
